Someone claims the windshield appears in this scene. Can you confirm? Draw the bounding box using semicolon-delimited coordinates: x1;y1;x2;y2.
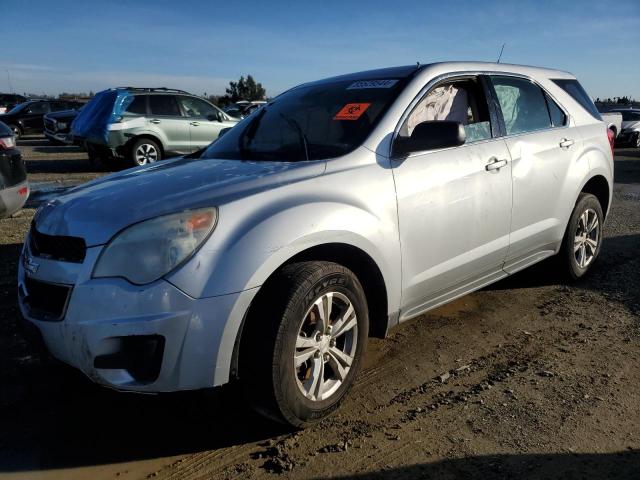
201;78;406;161
7;102;27;114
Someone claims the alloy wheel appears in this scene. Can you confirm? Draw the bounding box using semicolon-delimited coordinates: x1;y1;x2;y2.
294;291;358;402
574;208;600;268
135;143;158;165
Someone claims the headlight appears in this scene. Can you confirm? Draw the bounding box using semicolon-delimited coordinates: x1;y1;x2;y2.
57;122;68;129
93;207;217;285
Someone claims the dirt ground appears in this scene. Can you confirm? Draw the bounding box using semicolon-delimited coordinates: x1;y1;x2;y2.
0;138;638;480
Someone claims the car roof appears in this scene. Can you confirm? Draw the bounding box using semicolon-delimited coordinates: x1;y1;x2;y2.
300;61;575;90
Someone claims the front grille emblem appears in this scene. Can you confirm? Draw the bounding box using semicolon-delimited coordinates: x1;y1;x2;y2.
23;251;40;276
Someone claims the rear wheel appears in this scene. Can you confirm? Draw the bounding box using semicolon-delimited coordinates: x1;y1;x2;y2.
560;193;603;279
130;138;161;167
240;261;369;427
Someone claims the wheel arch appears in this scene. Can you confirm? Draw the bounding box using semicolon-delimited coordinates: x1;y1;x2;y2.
126;133;165;158
580;174;610;219
229;242;391;381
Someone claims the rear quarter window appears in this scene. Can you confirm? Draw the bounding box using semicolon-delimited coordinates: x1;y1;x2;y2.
125;95;148;114
552;79;601;120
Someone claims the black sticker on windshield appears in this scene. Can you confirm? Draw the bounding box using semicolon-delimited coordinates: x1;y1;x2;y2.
347;79;398;90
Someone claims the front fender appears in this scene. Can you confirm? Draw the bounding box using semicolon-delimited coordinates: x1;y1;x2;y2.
166;199;400;308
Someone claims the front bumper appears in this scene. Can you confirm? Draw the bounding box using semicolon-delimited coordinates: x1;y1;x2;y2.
18;238;258;392
44;129;74;145
0;180;29;218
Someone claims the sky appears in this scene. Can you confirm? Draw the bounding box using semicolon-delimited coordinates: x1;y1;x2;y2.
1;0;639;100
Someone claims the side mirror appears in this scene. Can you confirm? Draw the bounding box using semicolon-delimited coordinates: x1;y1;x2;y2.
393;121;466;157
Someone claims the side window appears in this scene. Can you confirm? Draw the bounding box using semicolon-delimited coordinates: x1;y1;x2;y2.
545;94;567;127
148;95;181;116
178;96;218;119
50;102;67;112
402;77;493;143
552;79;601;120
125;95;148;114
491;76;551;135
26;102;49;114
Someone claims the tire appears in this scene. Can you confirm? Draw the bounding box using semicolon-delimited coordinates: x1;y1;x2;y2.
560;193;604;279
86;144;109;171
130;138;161;167
240;261;369;427
8;124;21;140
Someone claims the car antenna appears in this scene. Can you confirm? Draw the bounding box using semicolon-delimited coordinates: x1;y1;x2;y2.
497;43;506;63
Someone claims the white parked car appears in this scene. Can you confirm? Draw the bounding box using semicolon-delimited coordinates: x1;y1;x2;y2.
19;62;613;427
610;108;640;147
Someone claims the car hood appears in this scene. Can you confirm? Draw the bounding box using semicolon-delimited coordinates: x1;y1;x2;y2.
35;156;325;245
45;109;78;121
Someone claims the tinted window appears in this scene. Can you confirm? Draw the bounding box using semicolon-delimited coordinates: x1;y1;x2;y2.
148;95;181;116
545;94;567;127
201;77;407;161
401;77;493;143
491;76;551;135
50;102;68;112
178;96;218;118
552;79;601;120
619;111;640;122
25;102;49;114
125;95;148;114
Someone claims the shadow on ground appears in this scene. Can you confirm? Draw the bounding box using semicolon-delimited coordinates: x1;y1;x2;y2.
320;451;640;479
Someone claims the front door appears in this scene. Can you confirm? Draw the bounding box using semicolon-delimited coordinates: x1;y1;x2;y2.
393;76;513;319
177;96;236;151
22;102;50;133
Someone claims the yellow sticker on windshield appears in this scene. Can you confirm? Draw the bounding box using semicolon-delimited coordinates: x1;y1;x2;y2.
334;103;371;121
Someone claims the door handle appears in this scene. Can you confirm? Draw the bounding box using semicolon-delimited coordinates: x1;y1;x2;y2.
559;138;574;149
190;121;200;126
149;119;161;124
485;157;508;171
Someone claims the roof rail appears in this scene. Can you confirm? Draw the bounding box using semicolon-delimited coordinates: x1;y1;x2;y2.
113;87;191;94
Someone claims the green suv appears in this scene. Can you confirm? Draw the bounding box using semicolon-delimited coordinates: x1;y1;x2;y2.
72;88;239;167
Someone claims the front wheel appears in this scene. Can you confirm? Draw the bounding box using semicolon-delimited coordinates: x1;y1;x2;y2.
240;261;369;427
560;193;604;279
8;124;21;140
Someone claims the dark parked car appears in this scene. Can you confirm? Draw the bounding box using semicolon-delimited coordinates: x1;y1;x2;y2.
0;93;27;114
0;121;28;218
44;108;81;145
0;99;83;139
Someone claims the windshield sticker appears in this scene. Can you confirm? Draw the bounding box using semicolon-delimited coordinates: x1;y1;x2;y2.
347;79;398;90
334;103;371;120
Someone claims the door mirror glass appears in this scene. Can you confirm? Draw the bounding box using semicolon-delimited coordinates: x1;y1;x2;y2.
394;121;466;156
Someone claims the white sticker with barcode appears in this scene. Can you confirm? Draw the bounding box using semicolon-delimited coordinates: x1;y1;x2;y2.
347;79;398;90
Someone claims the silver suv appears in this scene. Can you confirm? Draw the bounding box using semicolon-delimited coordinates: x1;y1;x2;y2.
72;87;239;167
21;62;614;427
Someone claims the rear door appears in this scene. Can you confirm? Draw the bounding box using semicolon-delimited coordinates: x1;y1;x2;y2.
490;75;583;273
147;95;190;154
177;96;236;151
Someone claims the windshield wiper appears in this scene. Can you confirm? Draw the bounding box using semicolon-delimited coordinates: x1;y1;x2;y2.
279;113;309;161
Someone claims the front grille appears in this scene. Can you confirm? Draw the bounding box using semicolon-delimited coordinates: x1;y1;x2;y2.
44;118;56;133
30;227;86;263
23;277;72;321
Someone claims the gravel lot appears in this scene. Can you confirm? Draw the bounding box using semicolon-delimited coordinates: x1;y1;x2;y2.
0;138;638;479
